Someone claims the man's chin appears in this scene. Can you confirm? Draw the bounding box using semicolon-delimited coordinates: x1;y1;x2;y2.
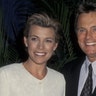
87;53;96;61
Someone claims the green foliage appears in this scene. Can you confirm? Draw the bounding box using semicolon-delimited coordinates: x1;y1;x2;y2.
37;0;78;70
0;8;20;67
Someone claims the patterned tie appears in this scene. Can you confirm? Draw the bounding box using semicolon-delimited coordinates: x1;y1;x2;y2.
80;64;93;96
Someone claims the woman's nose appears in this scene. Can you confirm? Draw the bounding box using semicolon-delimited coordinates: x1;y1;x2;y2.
37;41;44;49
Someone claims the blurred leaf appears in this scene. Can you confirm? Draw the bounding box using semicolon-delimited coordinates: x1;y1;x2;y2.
37;0;79;70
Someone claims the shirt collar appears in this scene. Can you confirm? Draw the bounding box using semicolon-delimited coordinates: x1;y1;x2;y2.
85;56;96;75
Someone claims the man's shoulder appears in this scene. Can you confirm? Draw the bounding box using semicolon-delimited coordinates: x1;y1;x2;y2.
60;56;85;73
65;56;85;67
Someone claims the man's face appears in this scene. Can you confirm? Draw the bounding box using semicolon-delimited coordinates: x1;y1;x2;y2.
77;12;96;62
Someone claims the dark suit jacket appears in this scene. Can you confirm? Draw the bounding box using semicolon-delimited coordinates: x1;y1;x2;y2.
61;57;96;96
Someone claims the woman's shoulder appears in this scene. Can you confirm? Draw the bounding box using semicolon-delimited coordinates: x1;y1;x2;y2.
0;63;23;73
47;67;64;78
47;67;65;83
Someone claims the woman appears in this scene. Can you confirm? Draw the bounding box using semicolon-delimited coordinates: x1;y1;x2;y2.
0;13;65;96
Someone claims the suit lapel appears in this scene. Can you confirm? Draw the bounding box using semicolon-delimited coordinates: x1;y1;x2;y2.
71;61;82;96
92;87;96;96
70;57;85;96
62;56;86;96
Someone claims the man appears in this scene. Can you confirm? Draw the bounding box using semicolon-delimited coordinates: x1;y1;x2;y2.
61;2;96;96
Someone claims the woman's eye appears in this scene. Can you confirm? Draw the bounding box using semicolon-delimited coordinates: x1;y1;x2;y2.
46;39;54;43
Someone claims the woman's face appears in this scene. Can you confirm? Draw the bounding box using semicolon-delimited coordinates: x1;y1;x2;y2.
24;25;58;65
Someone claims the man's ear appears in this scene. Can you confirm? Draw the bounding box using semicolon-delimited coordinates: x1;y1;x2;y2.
24;37;28;47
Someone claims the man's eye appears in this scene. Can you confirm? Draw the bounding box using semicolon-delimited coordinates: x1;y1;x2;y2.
78;29;86;33
92;27;96;32
80;29;84;32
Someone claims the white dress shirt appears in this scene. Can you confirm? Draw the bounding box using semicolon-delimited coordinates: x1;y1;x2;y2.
78;56;96;96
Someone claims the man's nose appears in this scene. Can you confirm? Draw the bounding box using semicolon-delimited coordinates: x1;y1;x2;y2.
86;30;92;39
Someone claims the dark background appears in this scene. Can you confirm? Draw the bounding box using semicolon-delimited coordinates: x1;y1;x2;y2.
0;0;89;69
